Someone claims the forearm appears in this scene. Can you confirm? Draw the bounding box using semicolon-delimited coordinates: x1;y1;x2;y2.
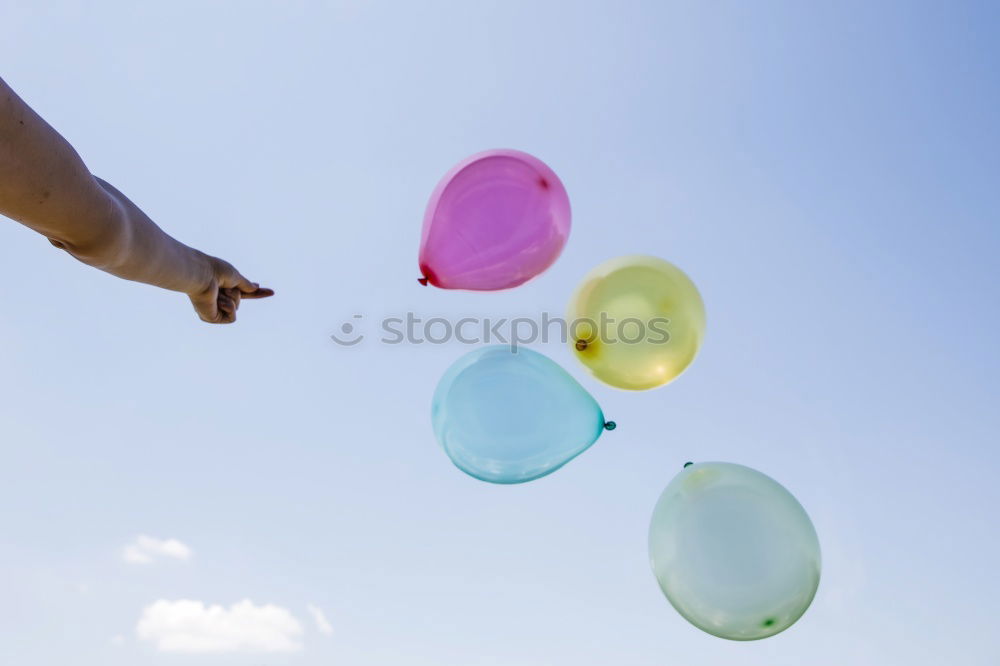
83;178;211;293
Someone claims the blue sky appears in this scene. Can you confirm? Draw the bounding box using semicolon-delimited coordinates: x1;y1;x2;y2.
1;1;998;664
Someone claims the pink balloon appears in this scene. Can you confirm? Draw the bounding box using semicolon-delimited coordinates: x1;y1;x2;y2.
418;149;571;290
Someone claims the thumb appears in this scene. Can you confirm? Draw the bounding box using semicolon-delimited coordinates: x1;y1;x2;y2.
221;266;258;294
237;278;275;298
214;259;273;298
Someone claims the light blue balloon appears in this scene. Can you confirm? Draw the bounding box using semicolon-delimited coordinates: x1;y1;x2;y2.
432;346;613;484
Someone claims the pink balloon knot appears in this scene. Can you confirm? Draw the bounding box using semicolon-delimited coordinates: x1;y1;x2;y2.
417;277;429;286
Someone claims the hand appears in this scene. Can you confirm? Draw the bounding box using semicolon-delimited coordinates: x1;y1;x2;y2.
188;255;274;324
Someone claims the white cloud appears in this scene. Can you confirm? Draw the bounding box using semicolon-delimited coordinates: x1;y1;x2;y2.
136;599;303;653
307;604;333;636
123;535;192;564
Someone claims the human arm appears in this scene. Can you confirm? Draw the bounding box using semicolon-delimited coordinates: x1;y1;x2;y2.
0;75;272;323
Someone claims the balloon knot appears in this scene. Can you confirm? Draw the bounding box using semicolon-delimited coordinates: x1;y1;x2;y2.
575;339;588;351
683;461;693;468
604;421;616;431
417;277;429;286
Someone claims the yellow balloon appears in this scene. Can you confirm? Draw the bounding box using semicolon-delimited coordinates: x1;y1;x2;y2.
567;255;705;390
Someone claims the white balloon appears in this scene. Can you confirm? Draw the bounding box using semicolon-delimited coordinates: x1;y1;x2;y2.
648;462;821;640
